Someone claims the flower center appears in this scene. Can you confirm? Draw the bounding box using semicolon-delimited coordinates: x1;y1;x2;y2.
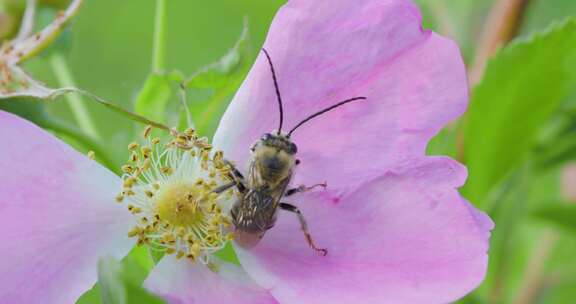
155;181;206;227
117;126;236;263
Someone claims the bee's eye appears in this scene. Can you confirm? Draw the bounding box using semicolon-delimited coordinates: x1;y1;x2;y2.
290;143;298;154
262;133;272;141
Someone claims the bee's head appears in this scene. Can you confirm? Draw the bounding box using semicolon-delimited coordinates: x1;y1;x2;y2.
251;133;297;186
256;133;297;154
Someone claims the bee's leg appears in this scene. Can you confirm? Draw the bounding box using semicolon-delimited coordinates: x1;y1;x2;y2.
222;159;247;193
224;159;245;179
217;179;246;194
212;182;239;194
279;202;328;256
285;182;327;197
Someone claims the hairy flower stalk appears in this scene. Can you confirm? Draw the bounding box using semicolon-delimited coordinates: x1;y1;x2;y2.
0;0;83;99
119;126;236;264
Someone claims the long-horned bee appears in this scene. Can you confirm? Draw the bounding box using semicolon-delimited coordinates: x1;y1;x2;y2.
214;49;365;255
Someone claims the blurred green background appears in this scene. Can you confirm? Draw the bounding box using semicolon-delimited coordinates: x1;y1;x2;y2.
2;0;576;303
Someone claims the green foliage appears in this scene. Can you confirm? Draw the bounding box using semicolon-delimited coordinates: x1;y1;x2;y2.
413;0;494;63
134;72;179;123
0;0;83;100
521;0;576;37
98;257;127;304
181;21;251;136
74;89;172;131
4;0;576;303
534;110;576;170
533;204;576;233
77;247;164;304
426;121;459;157
463;18;576;205
0;98;120;169
0;98;49;123
214;242;241;265
535;132;576;170
134;20;251;134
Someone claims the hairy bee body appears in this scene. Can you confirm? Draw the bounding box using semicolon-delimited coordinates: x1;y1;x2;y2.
230;134;296;248
221;48;364;255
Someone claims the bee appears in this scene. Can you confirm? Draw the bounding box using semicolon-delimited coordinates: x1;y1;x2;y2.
214;49;366;255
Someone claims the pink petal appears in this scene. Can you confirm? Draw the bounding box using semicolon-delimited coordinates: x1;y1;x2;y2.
0;111;134;303
144;256;279;304
235;157;493;304
213;0;468;194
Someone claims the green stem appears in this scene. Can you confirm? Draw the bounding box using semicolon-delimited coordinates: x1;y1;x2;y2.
152;0;167;73
49;53;101;140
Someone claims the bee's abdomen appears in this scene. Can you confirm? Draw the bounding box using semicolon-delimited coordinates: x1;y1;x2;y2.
231;189;277;233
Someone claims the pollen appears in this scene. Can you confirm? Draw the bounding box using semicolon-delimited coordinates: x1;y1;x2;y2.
155;181;206;226
118;126;237;264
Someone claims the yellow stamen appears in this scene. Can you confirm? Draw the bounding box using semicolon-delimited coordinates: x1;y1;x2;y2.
118;126;237;265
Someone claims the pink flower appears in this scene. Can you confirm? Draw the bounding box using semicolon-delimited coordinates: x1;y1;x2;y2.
0;0;493;303
212;0;493;302
0;112;278;303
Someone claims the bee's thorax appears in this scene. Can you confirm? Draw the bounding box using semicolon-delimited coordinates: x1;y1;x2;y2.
252;144;295;188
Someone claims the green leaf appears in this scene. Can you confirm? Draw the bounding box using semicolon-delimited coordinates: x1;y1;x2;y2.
149;248;165;265
535;133;576;170
98;257;127;304
181;20;251;136
539;276;576;304
76;284;102;304
214;242;241;265
77;247;165;304
534;109;576;170
134;73;173;123
463;18;576;204
0;97;49;122
426;123;460;158
521;0;576;38
0;98;120;170
533;204;576;233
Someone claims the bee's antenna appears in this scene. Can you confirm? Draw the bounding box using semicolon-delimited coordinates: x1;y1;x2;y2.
287;97;366;137
261;48;284;135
